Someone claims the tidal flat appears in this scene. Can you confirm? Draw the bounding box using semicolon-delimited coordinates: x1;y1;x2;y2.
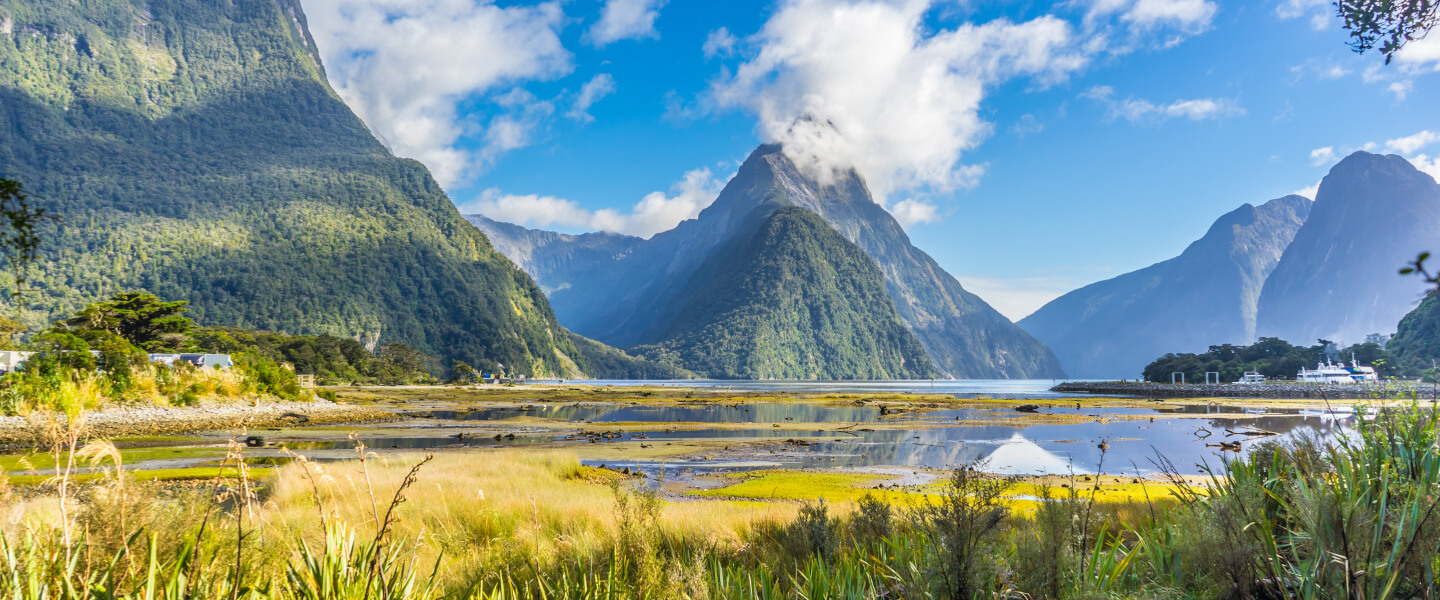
2;383;1358;493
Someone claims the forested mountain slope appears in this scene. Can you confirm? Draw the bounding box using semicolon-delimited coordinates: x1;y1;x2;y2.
1020;196;1310;378
0;0;592;376
473;144;1064;379
630;207;936;379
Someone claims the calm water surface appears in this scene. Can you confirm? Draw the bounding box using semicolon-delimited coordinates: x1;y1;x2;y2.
314;401;1352;476
530;379;1102;399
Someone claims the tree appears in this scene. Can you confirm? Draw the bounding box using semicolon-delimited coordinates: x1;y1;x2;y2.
0;317;25;349
1338;0;1440;63
448;360;480;384
63;292;195;351
0;179;57;300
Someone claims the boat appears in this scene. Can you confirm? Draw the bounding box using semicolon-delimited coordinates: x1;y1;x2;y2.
1296;357;1378;383
1235;371;1266;384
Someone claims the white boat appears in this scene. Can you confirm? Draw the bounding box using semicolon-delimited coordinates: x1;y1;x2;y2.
1235;371;1266;384
1297;357;1378;383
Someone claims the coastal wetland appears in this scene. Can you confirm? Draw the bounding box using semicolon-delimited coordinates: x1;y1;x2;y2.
0;381;1371;503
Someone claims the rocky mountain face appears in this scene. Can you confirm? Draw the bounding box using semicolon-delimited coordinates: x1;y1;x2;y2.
629;207;937;379
0;0;645;377
1020;196;1311;378
1256;152;1440;346
471;144;1065;379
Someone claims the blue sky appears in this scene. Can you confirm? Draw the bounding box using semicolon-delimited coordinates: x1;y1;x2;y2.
301;0;1440;320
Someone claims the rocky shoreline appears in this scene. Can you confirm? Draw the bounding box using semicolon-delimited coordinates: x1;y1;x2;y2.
0;401;399;447
1053;380;1439;400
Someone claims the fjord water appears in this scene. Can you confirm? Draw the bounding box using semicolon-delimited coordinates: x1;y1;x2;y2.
534;379;1092;398
322;383;1347;477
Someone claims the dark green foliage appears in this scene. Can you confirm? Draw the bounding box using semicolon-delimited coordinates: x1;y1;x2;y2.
448;360;479;384
632;207;938;380
0;0;580;377
564;331;693;380
1338;0;1439;63
190;327;435;385
63;292;193;351
0;178;56;297
1390;293;1440;371
233;352;304;401
850;493;893;543
27;331;94;375
908;464;1015;600
784;501;839;559
1142;336;1408;382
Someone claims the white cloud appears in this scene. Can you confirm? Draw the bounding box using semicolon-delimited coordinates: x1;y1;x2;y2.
568;73;616;122
1120;0;1216;32
951;275;1081;321
1292;180;1320;199
586;0;666;47
1275;0;1331;29
464;192;596;230
1412;154;1440;182
1289;58;1349;80
1076;0;1217;50
1305;132;1440;184
890;199;940;227
703;27;739;58
1083;85;1243;123
1310;146;1336;165
304;0;570;187
462;168;727;238
1387;80;1414;100
707;0;1092;208
1012;113;1045;137
1394;34;1440;72
1385;130;1440;154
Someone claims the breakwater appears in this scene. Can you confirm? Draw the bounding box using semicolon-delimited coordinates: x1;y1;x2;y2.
1052;380;1440;400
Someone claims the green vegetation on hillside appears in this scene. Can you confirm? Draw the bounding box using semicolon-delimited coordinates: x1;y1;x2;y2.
565;331;693;380
1143;336;1406;383
0;0;581;377
192;327;437;385
633;207;937;379
1389;293;1440;379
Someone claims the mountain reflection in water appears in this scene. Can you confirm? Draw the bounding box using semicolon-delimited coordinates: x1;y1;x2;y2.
353;402;1350;476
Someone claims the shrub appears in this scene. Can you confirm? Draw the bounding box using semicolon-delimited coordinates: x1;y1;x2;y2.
785;499;839;559
850;493;892;543
910;463;1015;600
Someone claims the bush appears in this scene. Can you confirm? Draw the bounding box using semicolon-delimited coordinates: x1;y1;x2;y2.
234;353;306;402
850;493;893;543
910;464;1015;600
784;500;839;559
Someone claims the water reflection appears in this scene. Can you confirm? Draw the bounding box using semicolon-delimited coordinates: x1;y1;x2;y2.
302;404;1347;476
528;379;1102;398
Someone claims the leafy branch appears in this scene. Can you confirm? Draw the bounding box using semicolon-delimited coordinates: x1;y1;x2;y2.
1337;0;1440;63
1400;251;1440;292
0;179;58;302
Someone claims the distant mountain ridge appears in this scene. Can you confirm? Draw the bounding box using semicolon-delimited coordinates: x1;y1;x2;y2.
1020;195;1311;378
473;144;1065;379
467;215;642;295
1256;151;1440;346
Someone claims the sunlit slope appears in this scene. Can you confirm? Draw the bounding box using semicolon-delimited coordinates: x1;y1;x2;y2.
0;0;585;376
